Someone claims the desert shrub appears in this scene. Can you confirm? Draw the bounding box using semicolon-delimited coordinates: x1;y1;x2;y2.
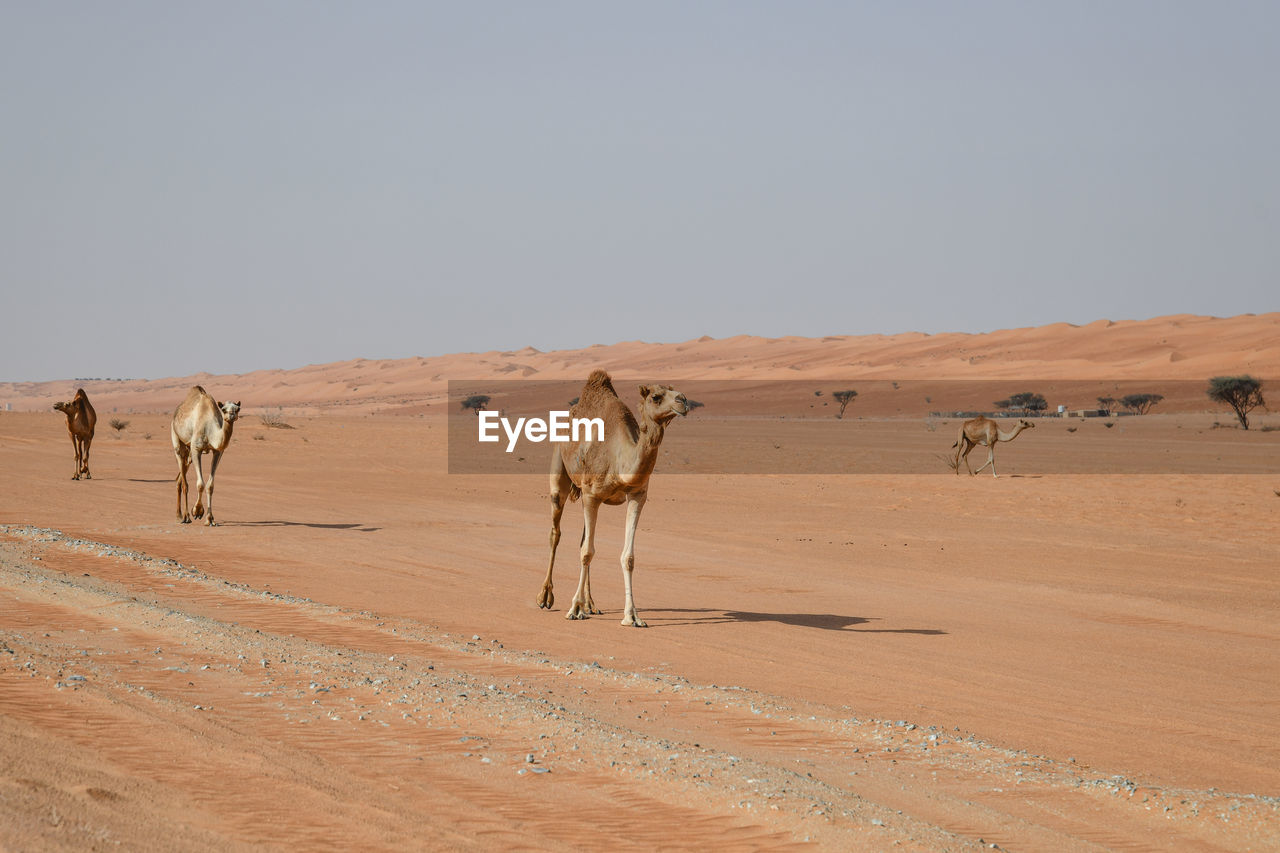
109;419;129;432
259;413;295;429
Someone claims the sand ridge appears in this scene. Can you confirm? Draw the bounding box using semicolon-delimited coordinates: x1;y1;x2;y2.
3;313;1277;416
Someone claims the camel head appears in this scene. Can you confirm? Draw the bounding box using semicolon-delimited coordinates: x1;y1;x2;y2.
637;384;688;424
53;401;70;414
220;401;242;423
1019;419;1035;430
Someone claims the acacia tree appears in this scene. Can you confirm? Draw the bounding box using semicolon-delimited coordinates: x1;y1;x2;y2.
1097;396;1117;413
460;394;491;415
1207;376;1264;430
833;389;857;419
1120;393;1164;415
995;392;1047;414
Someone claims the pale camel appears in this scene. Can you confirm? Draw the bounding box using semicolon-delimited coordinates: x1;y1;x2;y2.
171;386;240;525
52;389;96;480
952;416;1034;478
538;370;688;627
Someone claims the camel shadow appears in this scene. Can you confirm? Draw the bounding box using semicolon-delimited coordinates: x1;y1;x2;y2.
221;520;382;532
127;478;173;484
649;608;946;634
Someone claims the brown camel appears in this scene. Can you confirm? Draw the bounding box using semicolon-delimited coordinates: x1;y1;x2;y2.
53;388;97;480
538;370;688;627
952;416;1034;478
171;386;240;525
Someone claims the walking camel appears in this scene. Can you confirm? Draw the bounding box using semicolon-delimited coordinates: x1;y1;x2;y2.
171;386;240;525
538;370;688;627
53;388;97;480
952;416;1034;478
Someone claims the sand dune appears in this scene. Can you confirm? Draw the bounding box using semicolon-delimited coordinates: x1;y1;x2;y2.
3;313;1277;416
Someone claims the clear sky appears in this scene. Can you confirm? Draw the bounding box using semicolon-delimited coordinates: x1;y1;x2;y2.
3;2;1276;381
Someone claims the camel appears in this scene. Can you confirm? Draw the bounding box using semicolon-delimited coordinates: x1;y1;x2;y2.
52;389;96;480
952;416;1034;478
538;370;688;627
171;386;240;525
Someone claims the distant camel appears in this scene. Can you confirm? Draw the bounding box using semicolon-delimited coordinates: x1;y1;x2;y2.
53;388;96;480
171;386;240;525
952;416;1034;478
538;370;688;627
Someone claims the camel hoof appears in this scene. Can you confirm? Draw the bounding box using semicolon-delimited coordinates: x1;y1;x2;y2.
565;608;588;620
537;589;554;609
179;517;191;525
83;473;92;480
621;617;648;628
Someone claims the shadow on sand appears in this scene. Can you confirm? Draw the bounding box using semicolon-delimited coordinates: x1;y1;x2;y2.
642;608;946;634
221;520;382;532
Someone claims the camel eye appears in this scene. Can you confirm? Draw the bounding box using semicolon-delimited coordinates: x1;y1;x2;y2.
651;393;663;403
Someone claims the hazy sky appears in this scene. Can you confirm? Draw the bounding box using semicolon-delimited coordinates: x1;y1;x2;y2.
3;2;1277;381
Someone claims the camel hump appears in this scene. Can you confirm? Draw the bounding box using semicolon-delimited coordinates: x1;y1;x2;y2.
583;370;615;394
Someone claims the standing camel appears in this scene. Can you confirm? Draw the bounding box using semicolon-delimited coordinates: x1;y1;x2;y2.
171;386;240;525
53;389;97;480
952;416;1034;477
538;370;688;627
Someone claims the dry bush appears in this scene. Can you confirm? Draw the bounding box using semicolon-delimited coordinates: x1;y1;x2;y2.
109;419;129;432
259;413;295;429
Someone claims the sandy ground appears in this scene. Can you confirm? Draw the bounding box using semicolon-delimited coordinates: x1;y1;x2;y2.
3;315;1280;850
3;403;1279;851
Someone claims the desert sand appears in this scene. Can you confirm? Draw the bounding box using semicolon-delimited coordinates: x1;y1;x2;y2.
2;314;1279;850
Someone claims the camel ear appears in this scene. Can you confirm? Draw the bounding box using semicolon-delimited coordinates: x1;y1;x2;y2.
638;385;650;399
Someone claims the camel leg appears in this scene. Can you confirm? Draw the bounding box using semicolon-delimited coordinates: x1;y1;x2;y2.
192;451;207;521
174;445;191;523
81;436;92;479
961;442;977;475
973;445;997;477
203;450;222;526
69;432;81;480
538;459;572;609
620;491;648;628
566;496;600;620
